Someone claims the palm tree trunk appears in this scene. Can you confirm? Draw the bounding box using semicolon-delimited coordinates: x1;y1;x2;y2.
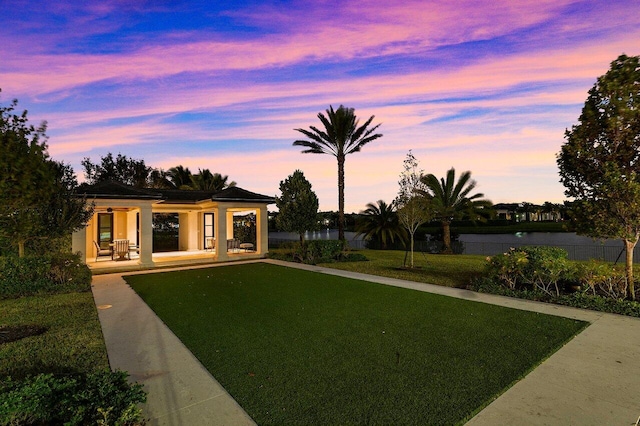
442;221;452;254
18;241;25;258
624;238;636;300
337;154;346;241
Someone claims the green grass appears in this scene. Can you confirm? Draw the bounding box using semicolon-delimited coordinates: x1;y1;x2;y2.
0;292;109;379
320;249;487;288
125;262;586;425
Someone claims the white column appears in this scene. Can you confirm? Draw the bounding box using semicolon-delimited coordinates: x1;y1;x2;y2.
139;205;154;267
216;206;228;261
72;226;87;263
187;211;199;250
258;206;269;255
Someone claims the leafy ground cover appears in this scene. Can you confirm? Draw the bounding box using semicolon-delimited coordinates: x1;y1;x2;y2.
125;262;586;425
0;292;109;379
319;249;486;288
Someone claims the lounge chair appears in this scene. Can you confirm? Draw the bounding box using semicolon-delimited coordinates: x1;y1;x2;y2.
93;240;113;262
113;239;131;260
205;237;216;252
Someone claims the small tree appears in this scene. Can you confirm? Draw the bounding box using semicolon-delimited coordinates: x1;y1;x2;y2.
275;170;319;243
558;54;640;300
396;151;432;267
0;93;93;256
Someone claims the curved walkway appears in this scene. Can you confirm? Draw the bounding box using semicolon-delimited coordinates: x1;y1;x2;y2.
91;260;640;425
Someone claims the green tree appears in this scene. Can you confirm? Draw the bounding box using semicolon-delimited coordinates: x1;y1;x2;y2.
275;170;319;243
419;168;492;254
355;200;406;249
557;54;640;300
396;151;432;267
82;152;152;187
294;105;382;241
0;93;92;257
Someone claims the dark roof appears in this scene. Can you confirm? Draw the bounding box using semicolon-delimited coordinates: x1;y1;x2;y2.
211;186;275;203
156;189;220;204
77;181;274;204
77;181;162;199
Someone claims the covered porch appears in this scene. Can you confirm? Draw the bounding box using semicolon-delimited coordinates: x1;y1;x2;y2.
72;181;274;273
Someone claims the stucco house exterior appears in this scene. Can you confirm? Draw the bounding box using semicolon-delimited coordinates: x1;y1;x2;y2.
71;181;274;271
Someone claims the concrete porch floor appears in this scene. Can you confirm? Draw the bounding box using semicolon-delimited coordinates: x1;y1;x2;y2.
88;249;264;274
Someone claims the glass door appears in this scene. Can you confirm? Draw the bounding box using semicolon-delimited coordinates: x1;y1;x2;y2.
204;213;214;249
97;213;113;249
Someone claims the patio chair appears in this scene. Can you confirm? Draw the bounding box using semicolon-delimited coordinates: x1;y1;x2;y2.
205;237;216;252
227;239;240;252
113;239;131;261
93;240;113;262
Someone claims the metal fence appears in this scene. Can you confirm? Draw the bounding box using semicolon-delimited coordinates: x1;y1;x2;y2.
460;241;635;263
269;237;634;263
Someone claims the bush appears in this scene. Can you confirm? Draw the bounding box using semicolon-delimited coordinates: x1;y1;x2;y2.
0;370;146;425
485;246;571;296
306;240;345;263
267;240;350;264
574;261;627;300
0;252;91;299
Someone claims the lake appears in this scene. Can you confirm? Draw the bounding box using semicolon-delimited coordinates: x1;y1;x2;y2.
269;230;635;262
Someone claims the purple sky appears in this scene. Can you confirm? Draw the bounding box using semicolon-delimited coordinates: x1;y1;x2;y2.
2;0;639;212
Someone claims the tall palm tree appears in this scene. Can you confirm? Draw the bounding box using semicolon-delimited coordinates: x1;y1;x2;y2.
419;168;492;254
355;200;406;249
294;105;382;241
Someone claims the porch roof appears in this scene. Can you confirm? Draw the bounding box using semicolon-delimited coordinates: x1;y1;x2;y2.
77;181;274;204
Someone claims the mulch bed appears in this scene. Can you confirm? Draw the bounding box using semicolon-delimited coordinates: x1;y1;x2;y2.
0;325;48;344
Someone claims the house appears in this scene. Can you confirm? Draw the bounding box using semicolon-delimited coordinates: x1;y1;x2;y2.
71;181;274;272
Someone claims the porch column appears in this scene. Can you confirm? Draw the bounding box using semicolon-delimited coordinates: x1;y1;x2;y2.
187;211;199;250
72;226;87;263
258;206;269;255
139;205;154;267
216;205;229;261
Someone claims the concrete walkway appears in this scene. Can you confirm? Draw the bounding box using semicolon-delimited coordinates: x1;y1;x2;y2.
91;260;640;425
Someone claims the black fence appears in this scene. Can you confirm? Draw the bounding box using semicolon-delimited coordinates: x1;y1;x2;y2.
269;237;634;263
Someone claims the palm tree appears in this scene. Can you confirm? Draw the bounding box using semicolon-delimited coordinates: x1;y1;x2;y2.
167;165;193;189
419;168;492;254
190;169;236;191
355;200;406;249
294;105;382;241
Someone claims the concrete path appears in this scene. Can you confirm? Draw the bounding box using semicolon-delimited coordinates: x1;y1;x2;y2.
91;260;640;425
91;270;256;426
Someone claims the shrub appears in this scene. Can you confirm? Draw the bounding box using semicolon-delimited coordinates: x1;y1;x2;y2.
0;252;91;299
574;261;627;300
306;240;345;263
485;246;571;296
0;370;146;425
267;240;350;264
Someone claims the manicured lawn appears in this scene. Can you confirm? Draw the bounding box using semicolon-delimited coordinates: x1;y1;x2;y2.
0;292;109;379
320;249;487;288
125;262;586;425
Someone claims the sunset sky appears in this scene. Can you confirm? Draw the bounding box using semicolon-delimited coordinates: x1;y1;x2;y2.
2;1;639;212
